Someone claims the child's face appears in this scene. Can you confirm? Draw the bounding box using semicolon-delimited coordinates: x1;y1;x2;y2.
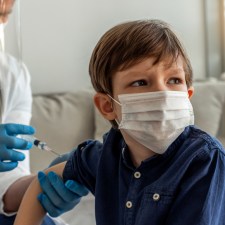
94;55;194;129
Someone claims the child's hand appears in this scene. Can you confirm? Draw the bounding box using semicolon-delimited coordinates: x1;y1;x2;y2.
37;171;89;217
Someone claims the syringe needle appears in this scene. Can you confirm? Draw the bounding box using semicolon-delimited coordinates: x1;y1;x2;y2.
50;150;61;157
43;146;61;157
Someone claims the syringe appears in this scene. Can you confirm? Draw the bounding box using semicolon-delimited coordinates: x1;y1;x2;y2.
20;135;61;157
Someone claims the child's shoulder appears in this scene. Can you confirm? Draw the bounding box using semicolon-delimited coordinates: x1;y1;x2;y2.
187;125;225;156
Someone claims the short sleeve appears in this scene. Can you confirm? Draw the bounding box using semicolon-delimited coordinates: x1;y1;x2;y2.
63;140;103;194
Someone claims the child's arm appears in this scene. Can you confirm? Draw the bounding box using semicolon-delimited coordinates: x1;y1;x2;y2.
14;162;66;225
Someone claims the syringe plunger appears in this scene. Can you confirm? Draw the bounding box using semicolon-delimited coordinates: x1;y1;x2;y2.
20;135;61;157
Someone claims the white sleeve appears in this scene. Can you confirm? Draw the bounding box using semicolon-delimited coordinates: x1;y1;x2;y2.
0;56;32;215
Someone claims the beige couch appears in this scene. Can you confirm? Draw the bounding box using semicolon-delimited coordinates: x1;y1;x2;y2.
30;81;225;225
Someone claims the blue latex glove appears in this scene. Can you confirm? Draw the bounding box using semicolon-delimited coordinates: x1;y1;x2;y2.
0;123;35;172
38;171;89;217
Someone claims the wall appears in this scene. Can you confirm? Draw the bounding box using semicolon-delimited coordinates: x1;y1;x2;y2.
8;0;206;94
204;0;223;78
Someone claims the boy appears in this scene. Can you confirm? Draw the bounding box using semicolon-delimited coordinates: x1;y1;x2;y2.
14;19;225;225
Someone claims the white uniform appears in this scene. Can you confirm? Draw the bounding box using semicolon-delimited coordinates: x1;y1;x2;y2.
0;53;67;225
0;52;32;215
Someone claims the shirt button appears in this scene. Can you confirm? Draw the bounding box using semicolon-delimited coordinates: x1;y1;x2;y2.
153;193;160;201
126;201;133;208
134;171;141;179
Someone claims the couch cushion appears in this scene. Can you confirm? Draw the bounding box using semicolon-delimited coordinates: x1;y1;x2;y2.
191;81;225;137
30;90;95;173
218;137;225;147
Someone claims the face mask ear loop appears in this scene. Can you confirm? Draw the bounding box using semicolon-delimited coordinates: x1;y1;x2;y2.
107;94;121;106
107;94;122;127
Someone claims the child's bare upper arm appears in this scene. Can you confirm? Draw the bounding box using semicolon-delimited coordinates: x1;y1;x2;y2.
14;162;66;225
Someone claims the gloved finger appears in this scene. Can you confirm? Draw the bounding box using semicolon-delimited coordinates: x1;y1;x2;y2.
0;161;18;172
38;171;52;191
4;124;35;136
47;172;81;202
38;192;78;217
38;171;66;206
38;171;50;189
0;148;25;161
4;136;32;150
65;180;89;197
37;193;61;218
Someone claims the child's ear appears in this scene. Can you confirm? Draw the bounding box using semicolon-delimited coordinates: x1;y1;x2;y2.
93;93;116;120
187;86;194;99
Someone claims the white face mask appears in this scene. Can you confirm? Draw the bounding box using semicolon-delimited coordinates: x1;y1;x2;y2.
109;91;194;154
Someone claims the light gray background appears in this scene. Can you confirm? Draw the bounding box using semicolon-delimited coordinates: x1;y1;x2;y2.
6;0;208;94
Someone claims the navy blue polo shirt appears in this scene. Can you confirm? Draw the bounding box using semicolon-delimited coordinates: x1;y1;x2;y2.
63;126;225;225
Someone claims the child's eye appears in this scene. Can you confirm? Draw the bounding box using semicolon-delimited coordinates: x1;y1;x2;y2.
131;80;147;87
168;78;183;84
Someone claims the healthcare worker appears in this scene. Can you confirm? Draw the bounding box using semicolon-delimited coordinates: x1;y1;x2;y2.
0;0;88;224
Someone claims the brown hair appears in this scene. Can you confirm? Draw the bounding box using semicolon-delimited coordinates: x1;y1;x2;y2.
89;19;193;96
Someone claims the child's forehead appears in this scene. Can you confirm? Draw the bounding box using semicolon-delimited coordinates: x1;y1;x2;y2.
118;55;184;73
157;56;184;70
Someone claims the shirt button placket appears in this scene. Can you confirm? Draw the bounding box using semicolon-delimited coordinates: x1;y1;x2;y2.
124;171;141;224
125;200;133;225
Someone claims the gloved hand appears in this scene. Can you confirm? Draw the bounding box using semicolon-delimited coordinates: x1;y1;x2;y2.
0;123;35;172
38;171;89;217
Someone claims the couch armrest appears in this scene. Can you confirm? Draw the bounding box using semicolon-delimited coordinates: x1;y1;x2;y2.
191;81;225;137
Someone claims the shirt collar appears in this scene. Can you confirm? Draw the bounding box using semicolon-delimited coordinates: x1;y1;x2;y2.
121;126;192;169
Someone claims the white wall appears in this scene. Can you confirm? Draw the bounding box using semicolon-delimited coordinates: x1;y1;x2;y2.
13;0;205;93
